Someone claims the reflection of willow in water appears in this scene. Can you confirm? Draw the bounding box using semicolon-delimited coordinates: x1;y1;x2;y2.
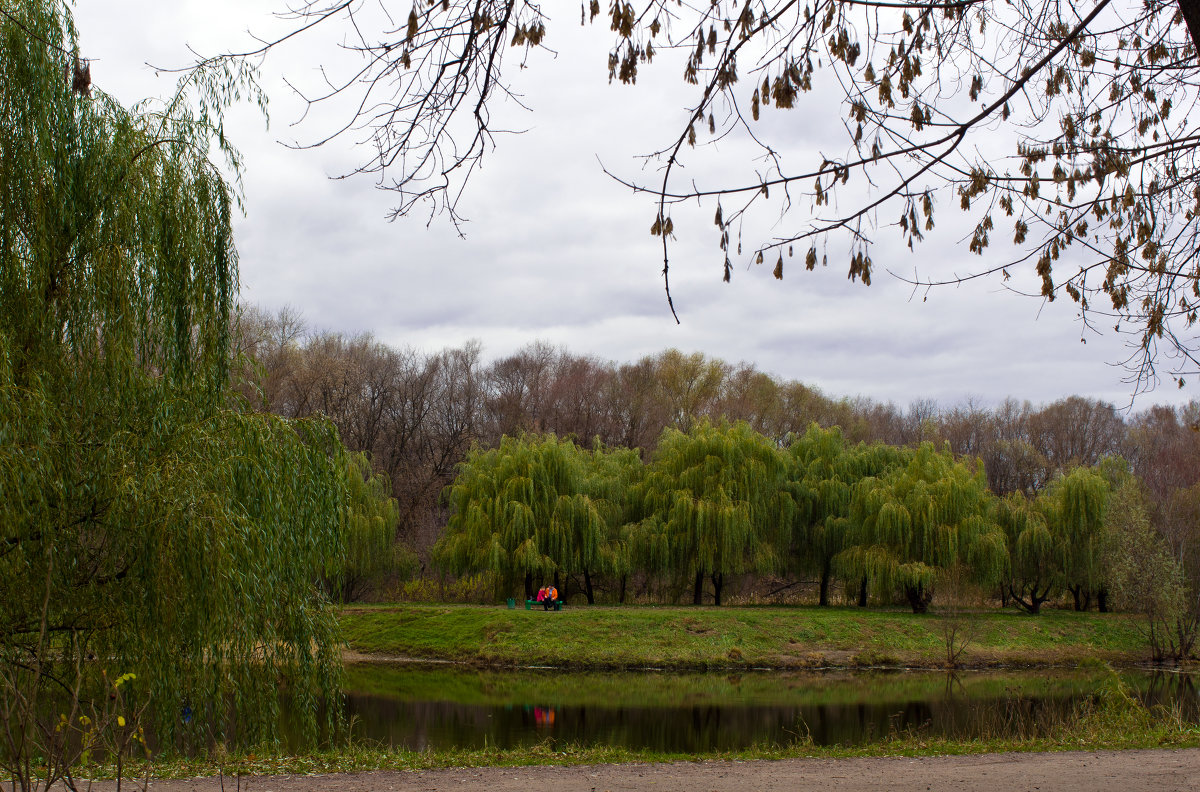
321;668;1200;753
1143;671;1200;719
342;665;1113;710
342;689;1086;751
916;677;1078;742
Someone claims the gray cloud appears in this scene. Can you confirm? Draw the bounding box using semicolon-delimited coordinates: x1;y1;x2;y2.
74;1;1195;412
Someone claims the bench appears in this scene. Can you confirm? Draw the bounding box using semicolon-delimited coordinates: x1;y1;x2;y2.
525;599;564;611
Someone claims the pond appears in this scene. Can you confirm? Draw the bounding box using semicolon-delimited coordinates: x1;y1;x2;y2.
339;664;1200;752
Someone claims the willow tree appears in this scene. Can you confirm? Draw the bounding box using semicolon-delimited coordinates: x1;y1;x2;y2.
577;443;642;604
635;422;793;605
1043;467;1112;611
321;452;410;603
838;444;1006;613
997;493;1059;614
0;3;347;787
786;426;912;606
435;434;618;600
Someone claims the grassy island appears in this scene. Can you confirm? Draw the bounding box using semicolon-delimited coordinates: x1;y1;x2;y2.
339;603;1150;669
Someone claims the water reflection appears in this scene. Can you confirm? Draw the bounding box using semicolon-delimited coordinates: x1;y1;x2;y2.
340;666;1200;752
1145;670;1200;718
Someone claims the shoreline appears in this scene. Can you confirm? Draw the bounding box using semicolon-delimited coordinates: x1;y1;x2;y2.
341;647;1151;671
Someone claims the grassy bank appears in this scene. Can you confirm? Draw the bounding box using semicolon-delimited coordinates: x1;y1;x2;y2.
338;603;1149;669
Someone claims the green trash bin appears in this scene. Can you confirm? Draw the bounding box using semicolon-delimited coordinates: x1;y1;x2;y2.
506;598;515;609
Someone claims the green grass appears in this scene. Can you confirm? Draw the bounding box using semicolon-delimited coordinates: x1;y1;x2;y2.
338;603;1149;669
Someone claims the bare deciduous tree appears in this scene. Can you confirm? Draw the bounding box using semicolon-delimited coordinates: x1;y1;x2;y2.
194;0;1200;390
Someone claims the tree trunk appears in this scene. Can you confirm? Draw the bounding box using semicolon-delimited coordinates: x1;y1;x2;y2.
1009;583;1046;615
693;571;704;605
619;574;627;604
524;571;533;601
583;568;595;605
1070;585;1083;611
583;566;597;602
857;576;868;608
1178;0;1200;54
712;571;724;606
1178;613;1199;659
818;562;831;607
905;582;933;614
1097;586;1109;613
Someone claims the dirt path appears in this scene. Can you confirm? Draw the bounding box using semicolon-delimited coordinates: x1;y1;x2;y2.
80;749;1200;792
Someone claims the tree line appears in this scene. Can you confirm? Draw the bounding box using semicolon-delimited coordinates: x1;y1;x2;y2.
236;307;1200;627
433;425;1137;615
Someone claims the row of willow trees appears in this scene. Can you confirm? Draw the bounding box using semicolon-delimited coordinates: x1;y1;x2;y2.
433;423;1163;619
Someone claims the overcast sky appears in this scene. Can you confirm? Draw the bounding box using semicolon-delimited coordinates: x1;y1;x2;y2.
71;1;1197;412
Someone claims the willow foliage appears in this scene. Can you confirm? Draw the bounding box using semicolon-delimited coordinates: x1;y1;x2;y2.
635;422;794;605
997;492;1059;614
838;444;1006;613
435;434;631;599
322;452;408;603
786;426;912;605
577;444;643;601
1041;466;1111;610
0;3;346;783
1000;465;1120;614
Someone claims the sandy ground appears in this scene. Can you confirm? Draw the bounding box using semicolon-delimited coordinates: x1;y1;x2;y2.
66;750;1200;792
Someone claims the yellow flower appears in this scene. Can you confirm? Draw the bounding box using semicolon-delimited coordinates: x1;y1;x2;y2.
117;716;126;727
